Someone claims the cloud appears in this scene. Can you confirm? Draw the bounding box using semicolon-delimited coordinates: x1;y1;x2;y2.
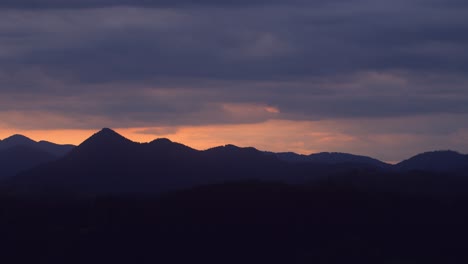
1;71;468;129
0;0;317;9
134;127;179;136
0;1;468;159
2;3;467;83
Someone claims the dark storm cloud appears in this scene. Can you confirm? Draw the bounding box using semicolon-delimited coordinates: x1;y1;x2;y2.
4;2;468;84
0;0;467;130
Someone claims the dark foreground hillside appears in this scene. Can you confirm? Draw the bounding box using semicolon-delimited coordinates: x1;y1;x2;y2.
2;181;468;264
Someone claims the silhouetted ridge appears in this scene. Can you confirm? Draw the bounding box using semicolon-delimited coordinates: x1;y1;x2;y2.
65;128;136;162
150;138;173;144
396;150;468;172
0;134;74;157
3;134;35;143
308;152;390;167
0;135;36;150
203;145;273;163
147;138;198;159
202;145;282;175
4;130;297;194
78;128;133;147
206;144;260;154
4;128;468;195
274;151;390;168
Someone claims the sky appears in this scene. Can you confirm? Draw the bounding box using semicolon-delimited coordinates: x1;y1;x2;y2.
1;0;468;162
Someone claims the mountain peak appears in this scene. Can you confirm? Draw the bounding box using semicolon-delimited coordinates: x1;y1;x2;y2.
3;134;36;144
98;127;118;134
150;138;173;144
0;135;37;151
79;128;133;147
93;128;125;138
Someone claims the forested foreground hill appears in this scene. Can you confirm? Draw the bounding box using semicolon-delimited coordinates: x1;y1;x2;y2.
2;181;468;264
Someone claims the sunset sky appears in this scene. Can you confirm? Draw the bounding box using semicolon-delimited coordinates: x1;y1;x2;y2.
1;0;468;162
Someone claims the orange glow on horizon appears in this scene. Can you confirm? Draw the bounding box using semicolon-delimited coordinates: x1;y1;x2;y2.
0;120;336;155
0;119;434;163
0;129;97;145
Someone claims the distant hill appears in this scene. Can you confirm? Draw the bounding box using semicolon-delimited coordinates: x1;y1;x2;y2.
0;134;75;156
274;152;390;168
0;145;57;179
396;151;468;172
0;135;36;150
0;135;75;179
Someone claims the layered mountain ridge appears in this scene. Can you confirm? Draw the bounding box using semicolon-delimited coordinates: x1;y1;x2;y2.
1;128;467;195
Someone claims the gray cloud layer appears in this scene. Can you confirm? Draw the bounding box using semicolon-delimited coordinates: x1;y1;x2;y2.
0;0;315;9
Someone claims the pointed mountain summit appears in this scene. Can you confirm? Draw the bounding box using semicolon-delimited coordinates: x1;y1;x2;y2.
80;128;133;146
66;128;137;162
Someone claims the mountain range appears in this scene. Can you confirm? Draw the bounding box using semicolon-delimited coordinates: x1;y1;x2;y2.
1;128;467;195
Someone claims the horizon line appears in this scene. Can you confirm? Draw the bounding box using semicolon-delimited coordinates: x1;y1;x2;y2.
1;127;466;165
